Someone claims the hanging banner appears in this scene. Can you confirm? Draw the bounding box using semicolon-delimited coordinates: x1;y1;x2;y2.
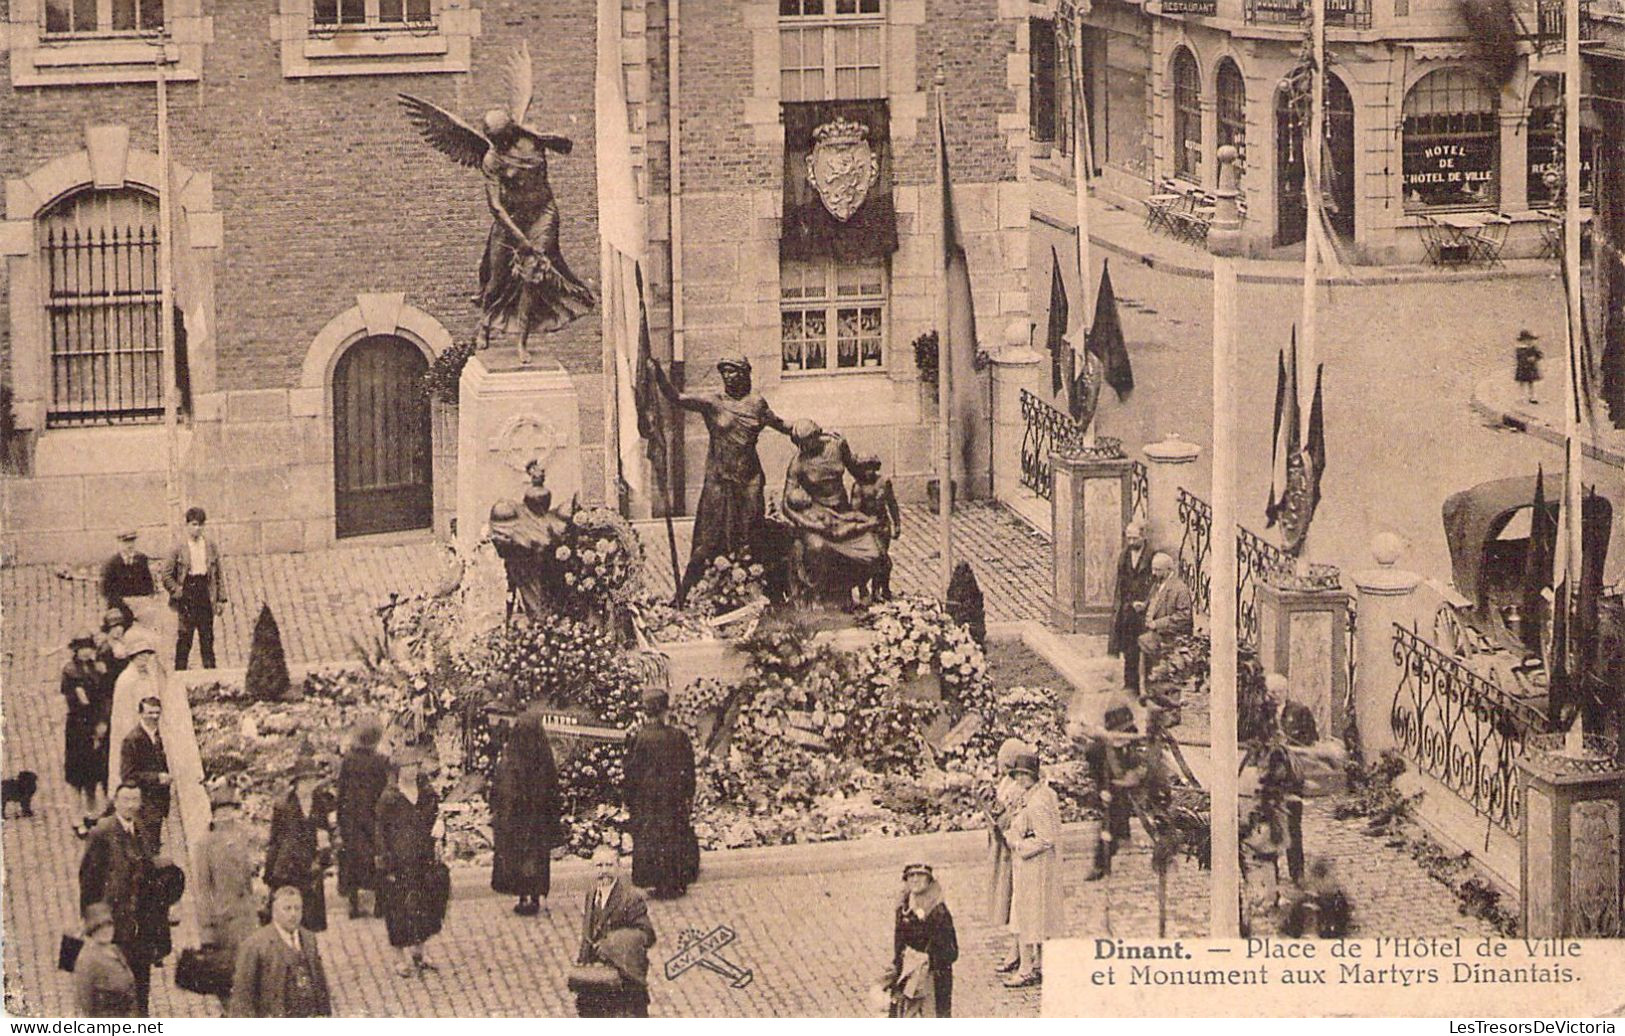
780;99;899;263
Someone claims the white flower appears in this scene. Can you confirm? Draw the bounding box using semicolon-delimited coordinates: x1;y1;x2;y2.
556;545;572;560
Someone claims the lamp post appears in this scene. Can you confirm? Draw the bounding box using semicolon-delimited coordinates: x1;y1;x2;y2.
1207;144;1243;938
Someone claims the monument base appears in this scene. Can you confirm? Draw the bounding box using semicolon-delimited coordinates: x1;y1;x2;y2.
456;349;582;552
1051;449;1134;635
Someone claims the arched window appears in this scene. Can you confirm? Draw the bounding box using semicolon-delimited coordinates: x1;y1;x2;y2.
37;188;175;426
1526;74;1594;208
1172;47;1201;181
1216;58;1246;169
1401;68;1499;210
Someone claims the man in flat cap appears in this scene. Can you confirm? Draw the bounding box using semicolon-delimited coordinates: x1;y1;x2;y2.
623;689;698;899
101;530;155;622
650;354;794;603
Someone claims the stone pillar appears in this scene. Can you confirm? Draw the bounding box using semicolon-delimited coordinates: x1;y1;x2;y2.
1350;533;1423;758
1499;109;1529;215
1141;434;1202;557
1256;576;1352;742
456;350;583;552
990;325;1045;518
1051;446;1134;634
1518;736;1625;938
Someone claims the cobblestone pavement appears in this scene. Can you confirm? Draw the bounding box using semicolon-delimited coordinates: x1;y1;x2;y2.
3;511;1497;1017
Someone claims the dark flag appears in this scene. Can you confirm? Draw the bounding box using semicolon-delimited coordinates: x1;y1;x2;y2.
1046;247;1068;398
1521;466;1556;656
631;263;665;471
937;98;984;491
1277;364;1326;555
1265;333;1299;529
1087;260;1133;400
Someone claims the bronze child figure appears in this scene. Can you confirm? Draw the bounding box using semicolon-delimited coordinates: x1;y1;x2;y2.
850;454;900;601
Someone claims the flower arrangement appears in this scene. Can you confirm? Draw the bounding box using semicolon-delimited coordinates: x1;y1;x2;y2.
554;507;644;608
861;596;994;716
422;339;479;405
686;550;767;618
912;330;940;385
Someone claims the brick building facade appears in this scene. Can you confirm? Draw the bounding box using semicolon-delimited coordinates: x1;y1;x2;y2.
3;0;1042;564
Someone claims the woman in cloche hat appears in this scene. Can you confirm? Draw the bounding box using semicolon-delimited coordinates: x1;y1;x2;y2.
62;631;111;838
1001;749;1064;989
885;863;959;1017
263;746;336;933
375;743;447;977
73;903;136;1018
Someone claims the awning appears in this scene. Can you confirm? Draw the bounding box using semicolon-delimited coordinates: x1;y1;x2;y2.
1407;41;1479;62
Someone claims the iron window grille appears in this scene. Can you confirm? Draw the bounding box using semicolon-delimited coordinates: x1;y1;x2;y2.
41;0;163;37
780;0;884;102
780;259;887;374
310;0;434;36
38;188;186;428
1172;47;1202;182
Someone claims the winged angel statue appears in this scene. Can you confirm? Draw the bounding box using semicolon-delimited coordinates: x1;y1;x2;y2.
399;44;596;364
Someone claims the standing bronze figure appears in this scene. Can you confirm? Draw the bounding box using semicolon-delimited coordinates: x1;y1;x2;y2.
651;356;792;603
399;45;595;364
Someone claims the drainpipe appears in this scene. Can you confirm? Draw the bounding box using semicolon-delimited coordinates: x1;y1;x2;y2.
666;0;687;513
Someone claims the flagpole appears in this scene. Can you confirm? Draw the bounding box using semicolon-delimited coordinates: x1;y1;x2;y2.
1071;15;1095;447
155;48;180;519
1561;0;1584;675
1208;145;1244;939
1295;0;1325;573
935;62;954;597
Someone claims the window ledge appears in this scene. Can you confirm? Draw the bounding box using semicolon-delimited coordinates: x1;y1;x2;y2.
272;4;478;79
33;422;194;478
780;367;891;379
303;29;449;60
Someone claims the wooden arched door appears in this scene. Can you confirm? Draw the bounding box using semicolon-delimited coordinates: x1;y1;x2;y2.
333;334;432;538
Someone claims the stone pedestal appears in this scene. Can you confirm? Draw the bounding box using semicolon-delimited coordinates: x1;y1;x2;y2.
1256;577;1352;743
990;344;1044;507
1142;434;1202;556
1518;736;1625;937
1051;448;1134;635
1351;538;1423;758
456;351;582;551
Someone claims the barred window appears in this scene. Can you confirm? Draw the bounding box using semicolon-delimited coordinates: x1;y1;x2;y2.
780;0;883;102
1402;67;1499;210
780;259;886;374
1526;75;1594;208
312;0;431;30
38;188;183;427
43;0;163;35
1217;58;1247;169
1172;47;1202;182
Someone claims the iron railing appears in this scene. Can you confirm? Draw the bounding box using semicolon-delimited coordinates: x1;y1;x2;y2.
1176;487;1325;647
1176;488;1213;618
1130;460;1149;524
1537;0;1593;47
1019;389;1086;500
42;224;167;427
1389;624;1550;834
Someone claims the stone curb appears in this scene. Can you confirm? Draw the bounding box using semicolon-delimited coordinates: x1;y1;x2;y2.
1468;376;1625;468
1087;206;1560;288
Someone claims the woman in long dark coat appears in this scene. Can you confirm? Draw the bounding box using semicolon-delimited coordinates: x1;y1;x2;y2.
376;746;446;977
623;692;699;899
888;864;958;1017
263;757;336;932
61;633;111;837
490;708;563;916
336;717;391;919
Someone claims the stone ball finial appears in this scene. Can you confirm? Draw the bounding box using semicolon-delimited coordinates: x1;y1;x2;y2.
1003;320;1029;350
1217;144;1239;165
1371;531;1404;567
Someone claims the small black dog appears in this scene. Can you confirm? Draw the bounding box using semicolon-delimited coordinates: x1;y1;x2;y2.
2;771;39;817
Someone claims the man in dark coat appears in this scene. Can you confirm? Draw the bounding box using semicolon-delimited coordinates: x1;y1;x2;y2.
490;706;563;915
335;718;391;919
119;698;171;856
1107;520;1155;692
228;885;333;1018
575;846;657;1018
623;691;698;899
79;783;155;1016
101;530;155;619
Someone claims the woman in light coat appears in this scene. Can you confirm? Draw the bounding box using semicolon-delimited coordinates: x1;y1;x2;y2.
984;737;1027;973
1002;749;1064;988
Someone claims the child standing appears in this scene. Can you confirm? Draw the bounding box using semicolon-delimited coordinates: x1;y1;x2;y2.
1514;329;1543;405
850;455;901;601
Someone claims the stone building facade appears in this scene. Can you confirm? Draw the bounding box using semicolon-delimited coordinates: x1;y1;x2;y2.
1033;0;1601;262
2;0;1039;563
